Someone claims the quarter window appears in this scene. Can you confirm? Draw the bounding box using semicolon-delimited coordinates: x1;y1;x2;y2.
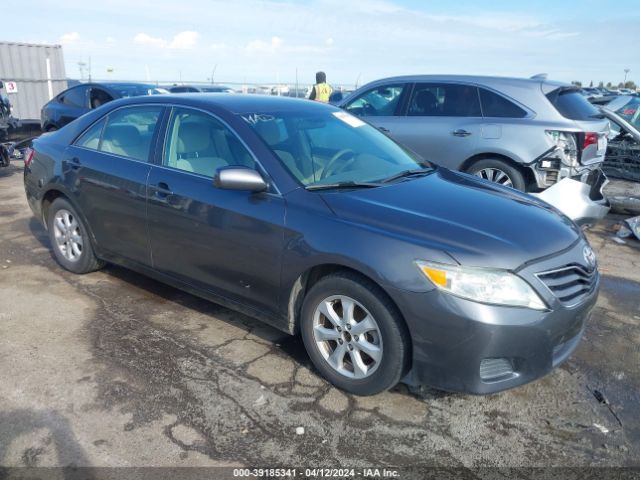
546;88;600;121
100;106;162;162
479;88;527;118
164;107;255;177
75;119;106;150
345;85;405;117
408;84;481;117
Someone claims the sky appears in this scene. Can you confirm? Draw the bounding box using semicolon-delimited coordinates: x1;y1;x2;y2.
5;0;640;87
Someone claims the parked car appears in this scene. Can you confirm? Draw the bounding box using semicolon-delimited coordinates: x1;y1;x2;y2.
338;75;610;193
24;94;600;396
601;96;640;182
41;82;169;132
618;88;638;96
168;84;235;94
581;87;603;100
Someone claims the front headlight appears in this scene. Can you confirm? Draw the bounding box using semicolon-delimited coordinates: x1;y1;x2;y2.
416;261;547;310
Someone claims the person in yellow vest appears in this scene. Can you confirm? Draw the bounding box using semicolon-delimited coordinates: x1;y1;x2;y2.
309;71;333;102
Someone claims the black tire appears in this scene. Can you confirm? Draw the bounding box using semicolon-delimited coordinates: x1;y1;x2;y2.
300;271;410;395
46;197;104;274
466;158;526;191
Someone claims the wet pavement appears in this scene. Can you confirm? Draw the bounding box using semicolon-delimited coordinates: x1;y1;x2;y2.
1;160;639;470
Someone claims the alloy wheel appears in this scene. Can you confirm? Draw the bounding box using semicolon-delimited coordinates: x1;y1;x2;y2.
312;295;383;379
52;209;83;262
474;168;514;187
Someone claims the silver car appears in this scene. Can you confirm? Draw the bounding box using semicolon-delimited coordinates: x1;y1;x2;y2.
338;75;610;192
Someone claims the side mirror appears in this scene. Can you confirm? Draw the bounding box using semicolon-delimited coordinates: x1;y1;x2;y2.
213;166;268;192
329;91;343;104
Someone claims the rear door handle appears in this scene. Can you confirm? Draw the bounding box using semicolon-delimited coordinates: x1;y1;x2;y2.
452;129;472;137
378;126;391;133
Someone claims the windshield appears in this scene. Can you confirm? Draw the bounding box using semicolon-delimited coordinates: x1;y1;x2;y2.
241;110;429;187
613;96;640;129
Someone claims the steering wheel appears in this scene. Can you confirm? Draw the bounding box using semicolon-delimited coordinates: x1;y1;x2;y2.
321;149;356;179
362;103;376;116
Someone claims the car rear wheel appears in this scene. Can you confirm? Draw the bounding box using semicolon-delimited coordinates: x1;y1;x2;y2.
467;159;526;191
47;197;104;274
300;272;410;395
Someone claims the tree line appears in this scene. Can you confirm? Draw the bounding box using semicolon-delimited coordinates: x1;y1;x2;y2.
571;80;637;90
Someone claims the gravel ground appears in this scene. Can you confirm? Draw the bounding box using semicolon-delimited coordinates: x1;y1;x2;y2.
1;160;639;474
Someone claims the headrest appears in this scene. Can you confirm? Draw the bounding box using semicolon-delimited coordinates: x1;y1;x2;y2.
177;122;211;153
253;121;281;146
416;90;437;109
103;124;141;147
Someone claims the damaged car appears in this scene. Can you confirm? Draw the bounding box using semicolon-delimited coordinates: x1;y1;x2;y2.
337;75;609;189
25;94;600;395
601;96;640;182
337;74;611;226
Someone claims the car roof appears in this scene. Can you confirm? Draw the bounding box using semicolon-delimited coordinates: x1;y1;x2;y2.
353;74;569;90
110;93;337;114
63;82;162;91
171;83;231;88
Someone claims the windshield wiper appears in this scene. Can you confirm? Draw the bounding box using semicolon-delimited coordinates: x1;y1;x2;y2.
380;168;432;184
305;181;382;191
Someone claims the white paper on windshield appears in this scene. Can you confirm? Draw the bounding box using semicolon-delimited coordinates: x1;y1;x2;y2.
332;111;366;128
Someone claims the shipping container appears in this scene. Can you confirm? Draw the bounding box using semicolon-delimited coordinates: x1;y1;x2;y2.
0;42;67;121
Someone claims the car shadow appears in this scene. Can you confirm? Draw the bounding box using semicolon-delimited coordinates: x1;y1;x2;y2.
0;164;19;178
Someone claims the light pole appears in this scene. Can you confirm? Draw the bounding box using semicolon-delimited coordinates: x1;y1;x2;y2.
624;68;630;87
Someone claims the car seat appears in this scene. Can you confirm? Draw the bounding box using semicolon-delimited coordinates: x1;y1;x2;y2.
412;90;439;115
175;122;229;177
253;120;310;183
101;124;147;161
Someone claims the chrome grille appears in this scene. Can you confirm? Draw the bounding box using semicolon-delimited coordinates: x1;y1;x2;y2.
536;263;597;305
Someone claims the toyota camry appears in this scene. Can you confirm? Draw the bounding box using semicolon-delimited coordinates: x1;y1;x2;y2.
24;94;599;395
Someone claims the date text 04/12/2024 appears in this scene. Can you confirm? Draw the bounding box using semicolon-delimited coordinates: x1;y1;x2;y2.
232;468;401;477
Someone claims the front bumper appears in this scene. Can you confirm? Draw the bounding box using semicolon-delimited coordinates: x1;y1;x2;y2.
535;169;610;226
394;242;599;394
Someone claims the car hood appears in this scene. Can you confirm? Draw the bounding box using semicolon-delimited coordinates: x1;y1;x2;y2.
320;168;581;270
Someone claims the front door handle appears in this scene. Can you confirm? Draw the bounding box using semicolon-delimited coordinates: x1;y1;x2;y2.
153;182;174;198
452;129;472;137
378;126;391;134
69;157;81;169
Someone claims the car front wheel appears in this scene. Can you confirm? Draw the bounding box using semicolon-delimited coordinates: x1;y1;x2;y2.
300;272;410;395
47;197;104;274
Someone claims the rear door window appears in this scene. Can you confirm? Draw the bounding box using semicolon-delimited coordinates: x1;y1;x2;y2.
99;106;163;162
408;83;481;117
546;88;600;121
62;86;88;108
344;85;405;117
479;88;527;118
